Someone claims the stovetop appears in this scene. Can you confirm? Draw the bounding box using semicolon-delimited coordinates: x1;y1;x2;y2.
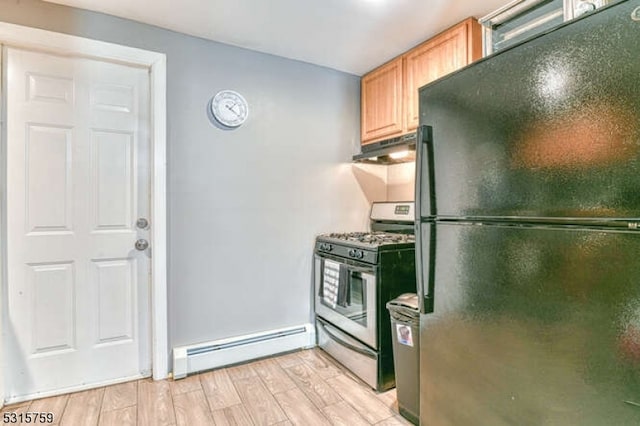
315;202;416;263
320;231;415;246
315;231;415;264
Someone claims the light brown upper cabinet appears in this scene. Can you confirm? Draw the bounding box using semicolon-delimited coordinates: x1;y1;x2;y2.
361;18;482;145
361;57;404;145
405;18;482;131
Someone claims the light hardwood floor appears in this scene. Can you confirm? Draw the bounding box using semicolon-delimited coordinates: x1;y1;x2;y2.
1;349;411;426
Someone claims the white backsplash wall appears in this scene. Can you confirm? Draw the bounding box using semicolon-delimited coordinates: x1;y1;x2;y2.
387;162;416;201
0;0;371;358
351;163;389;204
351;162;416;202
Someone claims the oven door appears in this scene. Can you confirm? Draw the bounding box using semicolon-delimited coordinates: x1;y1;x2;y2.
314;254;377;349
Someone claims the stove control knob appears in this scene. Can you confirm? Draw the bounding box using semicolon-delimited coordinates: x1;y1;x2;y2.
320;243;333;252
348;249;355;257
356;250;364;259
574;1;596;17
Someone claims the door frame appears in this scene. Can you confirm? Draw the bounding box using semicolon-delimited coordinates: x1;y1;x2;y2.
0;22;169;401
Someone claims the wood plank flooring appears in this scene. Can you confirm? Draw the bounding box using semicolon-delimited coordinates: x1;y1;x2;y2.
1;349;411;426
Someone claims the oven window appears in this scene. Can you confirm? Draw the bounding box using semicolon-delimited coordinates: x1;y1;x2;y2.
321;260;369;327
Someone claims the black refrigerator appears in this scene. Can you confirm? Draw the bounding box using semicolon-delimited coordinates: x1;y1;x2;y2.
415;1;640;424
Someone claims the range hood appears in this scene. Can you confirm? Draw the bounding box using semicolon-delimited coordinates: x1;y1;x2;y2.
352;132;416;165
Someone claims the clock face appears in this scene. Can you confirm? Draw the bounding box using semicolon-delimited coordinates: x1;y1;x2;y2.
210;90;249;128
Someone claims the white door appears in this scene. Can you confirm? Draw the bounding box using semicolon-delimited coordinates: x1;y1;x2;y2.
5;46;151;400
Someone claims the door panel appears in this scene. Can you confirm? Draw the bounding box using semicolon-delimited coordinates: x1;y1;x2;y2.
26;125;73;233
92;130;134;230
26;73;73;104
29;262;75;355
93;258;135;344
5;46;150;400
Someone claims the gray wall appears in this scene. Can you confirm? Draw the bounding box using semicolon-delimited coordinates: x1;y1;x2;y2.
0;0;371;354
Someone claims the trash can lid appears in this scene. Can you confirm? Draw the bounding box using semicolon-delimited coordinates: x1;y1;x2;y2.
386;293;419;311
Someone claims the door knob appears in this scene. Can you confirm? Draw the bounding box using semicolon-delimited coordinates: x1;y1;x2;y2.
135;239;149;251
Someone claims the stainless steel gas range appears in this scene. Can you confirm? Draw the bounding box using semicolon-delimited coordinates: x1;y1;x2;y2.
314;202;416;391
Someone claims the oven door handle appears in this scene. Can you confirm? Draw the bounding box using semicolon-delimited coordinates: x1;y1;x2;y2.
318;319;377;359
347;266;375;275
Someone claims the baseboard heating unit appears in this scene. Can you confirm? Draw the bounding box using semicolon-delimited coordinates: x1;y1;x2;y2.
172;323;316;379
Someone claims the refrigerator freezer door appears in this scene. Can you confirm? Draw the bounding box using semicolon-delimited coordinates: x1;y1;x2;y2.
420;221;640;425
417;0;640;223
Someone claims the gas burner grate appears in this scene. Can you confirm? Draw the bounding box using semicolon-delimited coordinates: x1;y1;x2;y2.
325;231;415;246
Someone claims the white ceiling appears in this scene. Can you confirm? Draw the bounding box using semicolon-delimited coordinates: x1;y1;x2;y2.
44;0;509;75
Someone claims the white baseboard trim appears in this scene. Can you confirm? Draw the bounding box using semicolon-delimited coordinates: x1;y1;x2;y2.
5;373;147;405
173;323;316;379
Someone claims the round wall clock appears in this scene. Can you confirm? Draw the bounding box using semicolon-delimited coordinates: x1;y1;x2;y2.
210;90;249;128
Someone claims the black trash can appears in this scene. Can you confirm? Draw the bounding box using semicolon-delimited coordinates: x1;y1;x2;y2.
387;293;420;425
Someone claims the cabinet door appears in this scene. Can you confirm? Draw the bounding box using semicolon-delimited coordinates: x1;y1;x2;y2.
405;19;481;131
361;57;404;144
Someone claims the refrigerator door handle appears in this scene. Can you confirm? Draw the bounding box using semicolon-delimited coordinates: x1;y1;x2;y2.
415;125;436;314
415;221;426;313
415;125;436;219
415;220;435;314
415;125;424;222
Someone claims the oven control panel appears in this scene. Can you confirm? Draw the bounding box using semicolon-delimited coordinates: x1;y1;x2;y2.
370;201;414;222
315;241;378;264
